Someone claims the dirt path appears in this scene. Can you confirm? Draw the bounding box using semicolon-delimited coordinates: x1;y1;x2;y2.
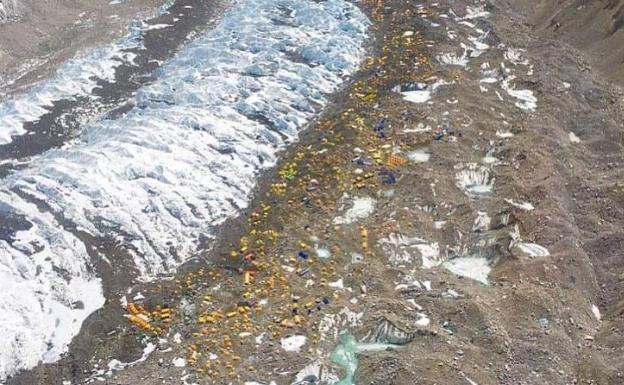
5;0;624;384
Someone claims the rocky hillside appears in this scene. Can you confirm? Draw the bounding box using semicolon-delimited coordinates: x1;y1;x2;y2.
502;0;624;83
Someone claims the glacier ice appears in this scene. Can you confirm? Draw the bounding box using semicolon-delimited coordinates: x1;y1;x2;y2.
0;0;370;379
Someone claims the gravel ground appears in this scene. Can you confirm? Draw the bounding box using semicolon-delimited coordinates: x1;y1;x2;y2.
4;0;624;384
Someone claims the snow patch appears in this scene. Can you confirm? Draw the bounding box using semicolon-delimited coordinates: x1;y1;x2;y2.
496;130;514;138
505;199;534;211
569;132;581;143
443;257;491;285
417;243;442;269
437;51;469;67
315;246;331;259
591;305;601;321
415;313;430;327
378;233;441;268
281;335;307;352
172;357;186;367
501;77;537;111
328;278;344;290
407;149;431;163
517;243;550;257
106;343;156;376
473;211;491;232
398;80;447;104
334;196;376;224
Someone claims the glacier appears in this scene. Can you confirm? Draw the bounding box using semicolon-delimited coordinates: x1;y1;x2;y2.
0;0;370;379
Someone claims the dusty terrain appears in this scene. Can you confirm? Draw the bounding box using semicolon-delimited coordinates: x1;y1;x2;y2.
511;0;624;84
4;0;624;384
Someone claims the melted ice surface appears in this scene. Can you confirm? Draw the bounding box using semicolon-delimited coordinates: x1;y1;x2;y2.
0;0;369;379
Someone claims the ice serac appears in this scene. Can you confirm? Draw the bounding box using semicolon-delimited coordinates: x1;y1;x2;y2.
0;0;370;380
0;193;105;380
